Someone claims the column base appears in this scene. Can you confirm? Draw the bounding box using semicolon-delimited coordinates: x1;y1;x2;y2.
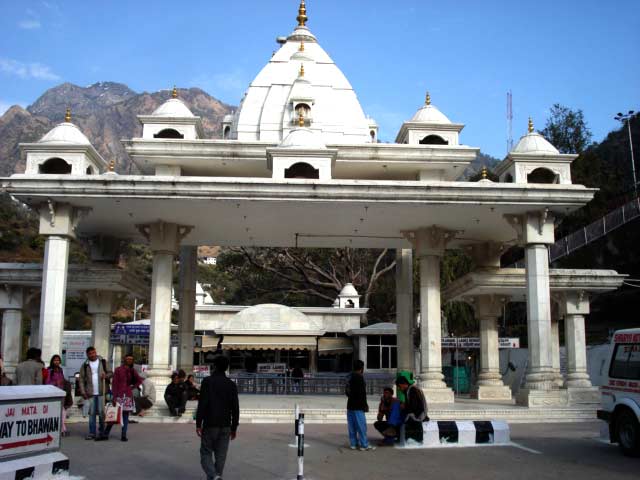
566;387;600;406
473;384;512;401
516;388;568;407
146;368;173;404
419;385;455;403
553;373;565;389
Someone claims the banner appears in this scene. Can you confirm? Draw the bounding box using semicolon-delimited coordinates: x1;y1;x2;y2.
441;337;519;349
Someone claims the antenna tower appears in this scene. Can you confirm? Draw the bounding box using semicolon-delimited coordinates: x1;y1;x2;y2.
506;90;513;153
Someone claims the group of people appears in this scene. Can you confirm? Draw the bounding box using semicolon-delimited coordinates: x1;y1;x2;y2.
345;360;429;449
10;347;74;435
164;370;200;416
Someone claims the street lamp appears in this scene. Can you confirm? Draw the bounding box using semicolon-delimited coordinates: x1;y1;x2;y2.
614;110;637;197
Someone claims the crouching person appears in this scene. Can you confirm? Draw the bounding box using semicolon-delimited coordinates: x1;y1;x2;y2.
396;376;428;443
373;387;402;446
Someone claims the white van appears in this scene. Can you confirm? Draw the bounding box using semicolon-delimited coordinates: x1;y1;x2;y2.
598;328;640;456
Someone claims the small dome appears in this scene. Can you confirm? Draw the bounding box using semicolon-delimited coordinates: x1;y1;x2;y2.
221;303;323;333
512;131;559;155
411;104;451;124
289;77;314;101
39;122;92;145
339;283;359;297
152;98;195;117
223;113;234;123
280;126;326;149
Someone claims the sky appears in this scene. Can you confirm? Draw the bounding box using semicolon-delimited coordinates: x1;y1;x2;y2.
0;0;638;158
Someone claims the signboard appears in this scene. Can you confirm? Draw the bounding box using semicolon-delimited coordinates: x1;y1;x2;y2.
257;363;287;374
193;365;210;381
113;323;150;335
0;399;62;460
441;337;520;349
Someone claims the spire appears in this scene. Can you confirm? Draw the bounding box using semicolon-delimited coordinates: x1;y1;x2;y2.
299;63;305;77
528;117;534;133
297;0;308;27
65;107;71;122
481;166;488;180
108;160;116;172
298;113;305;127
425;91;431;106
172;86;178;98
299;41;305;52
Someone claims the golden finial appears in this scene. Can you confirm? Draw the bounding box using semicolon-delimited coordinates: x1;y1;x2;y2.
172;86;178;98
528;117;534;133
425;92;431;106
299;63;305;77
299;41;305;52
64;107;71;122
108;160;115;172
481;166;488;180
297;0;308;27
298;113;305;128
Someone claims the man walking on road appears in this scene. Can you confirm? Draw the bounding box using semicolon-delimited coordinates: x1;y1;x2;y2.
196;356;239;480
346;360;375;451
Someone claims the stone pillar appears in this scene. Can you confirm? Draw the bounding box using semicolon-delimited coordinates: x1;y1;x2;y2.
506;211;565;407
137;221;192;402
309;349;318;373
358;336;367;369
472;295;512;401
37;203;85;362
87;291;115;362
405;226;455;403
0;286;24;380
559;291;599;404
550;307;564;388
395;248;414;372
177;246;197;373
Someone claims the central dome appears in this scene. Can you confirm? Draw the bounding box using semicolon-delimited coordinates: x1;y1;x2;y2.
229;2;374;145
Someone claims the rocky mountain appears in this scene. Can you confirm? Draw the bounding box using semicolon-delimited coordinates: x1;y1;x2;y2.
0;82;235;175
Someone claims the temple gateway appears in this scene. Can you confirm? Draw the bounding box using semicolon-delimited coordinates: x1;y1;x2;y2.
0;1;624;408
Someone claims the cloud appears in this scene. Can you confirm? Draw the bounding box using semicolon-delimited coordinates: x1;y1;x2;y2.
18;19;41;29
0;58;60;81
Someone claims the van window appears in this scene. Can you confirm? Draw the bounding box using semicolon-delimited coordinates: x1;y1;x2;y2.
610;343;640;380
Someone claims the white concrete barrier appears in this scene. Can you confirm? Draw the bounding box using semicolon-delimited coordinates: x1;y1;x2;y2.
399;420;510;448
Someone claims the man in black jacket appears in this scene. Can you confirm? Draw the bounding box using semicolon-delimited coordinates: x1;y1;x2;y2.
396;376;428;443
345;360;374;451
196;356;239;480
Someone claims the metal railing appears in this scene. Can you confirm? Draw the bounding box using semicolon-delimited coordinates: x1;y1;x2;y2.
229;373;395;395
510;196;640;267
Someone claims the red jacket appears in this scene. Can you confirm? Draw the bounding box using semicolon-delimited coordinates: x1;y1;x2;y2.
111;365;143;399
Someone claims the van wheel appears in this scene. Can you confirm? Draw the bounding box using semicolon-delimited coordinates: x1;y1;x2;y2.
616;409;640;457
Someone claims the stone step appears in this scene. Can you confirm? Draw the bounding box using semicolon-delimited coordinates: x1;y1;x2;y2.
66;406;598;425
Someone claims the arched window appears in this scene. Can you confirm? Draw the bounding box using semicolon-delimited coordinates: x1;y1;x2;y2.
223;126;231;139
86;166;95;175
370;130;376;142
295;103;311;122
527;167;558;184
154;128;184;139
39;157;72;174
284;162;319;179
419;134;448;145
504;173;514;183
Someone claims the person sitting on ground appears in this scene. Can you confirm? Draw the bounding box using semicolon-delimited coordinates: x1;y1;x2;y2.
165;373;188;416
373;387;403;445
185;374;200;401
16;347;43;385
396;376;429;443
135;374;156;417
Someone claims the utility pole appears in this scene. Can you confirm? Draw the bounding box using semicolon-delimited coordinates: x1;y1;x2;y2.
614;110;637;197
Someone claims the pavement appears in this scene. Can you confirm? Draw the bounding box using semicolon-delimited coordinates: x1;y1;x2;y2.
60;421;638;480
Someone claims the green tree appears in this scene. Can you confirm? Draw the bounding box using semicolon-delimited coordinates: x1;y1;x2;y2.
541;104;592;154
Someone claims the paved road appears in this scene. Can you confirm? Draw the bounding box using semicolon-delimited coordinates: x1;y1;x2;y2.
61;422;637;479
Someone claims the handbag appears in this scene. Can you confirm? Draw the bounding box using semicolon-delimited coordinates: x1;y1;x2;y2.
105;402;123;425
